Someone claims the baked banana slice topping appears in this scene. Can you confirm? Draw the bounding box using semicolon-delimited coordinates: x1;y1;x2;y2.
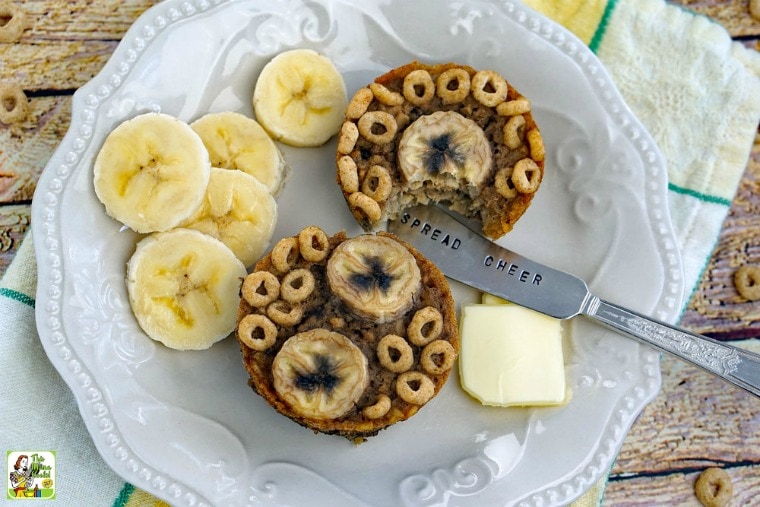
272;329;369;420
93;112;211;233
398;110;492;188
127;228;246;350
326;234;421;323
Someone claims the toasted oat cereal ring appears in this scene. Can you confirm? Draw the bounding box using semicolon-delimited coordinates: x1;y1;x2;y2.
402;69;435;106
298;225;330;262
348;192;382;222
407;306;443;346
497;98;531;116
0;2;26;43
266;299;304;327
337;121;359;154
0;82;28;124
694;467;732;507
358;111;397;145
420;339;456;375
271;236;300;273
369;82;404;106
527;128;545;162
494;166;518;199
734;264;760;301
280;268;316;303
242;271;280;308
346;87;373;119
436;68;471;105
361;164;392;203
512;158;541;194
471;70;508;107
377;334;414;373
337;155;359;193
503;115;526;150
238;314;278;351
396;371;435;405
362;395;391;419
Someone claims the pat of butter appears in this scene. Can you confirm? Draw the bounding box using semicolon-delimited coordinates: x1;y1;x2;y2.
459;302;566;407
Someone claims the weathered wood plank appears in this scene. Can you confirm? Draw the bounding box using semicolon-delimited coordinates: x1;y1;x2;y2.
1;0;158;90
615;350;760;476
604;465;760;506
17;0;158;41
0;204;30;276
668;0;760;37
0;96;72;202
1;40;120;91
609;343;760;506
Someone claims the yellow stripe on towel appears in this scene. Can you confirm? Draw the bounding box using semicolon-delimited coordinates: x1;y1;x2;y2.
522;0;609;45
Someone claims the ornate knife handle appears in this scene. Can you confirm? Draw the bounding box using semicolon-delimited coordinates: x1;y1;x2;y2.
584;297;760;398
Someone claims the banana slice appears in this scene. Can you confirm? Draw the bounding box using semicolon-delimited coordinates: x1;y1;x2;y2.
253;49;347;147
326;234;422;323
93;112;211;233
181;168;277;268
190;111;286;194
127;228;246;350
272;329;369;420
398;110;492;188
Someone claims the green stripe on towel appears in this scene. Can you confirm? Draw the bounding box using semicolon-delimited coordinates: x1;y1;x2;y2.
0;287;35;308
113;483;134;507
589;0;618;53
668;182;732;207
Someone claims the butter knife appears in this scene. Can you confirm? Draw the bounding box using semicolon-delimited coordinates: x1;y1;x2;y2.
388;205;760;398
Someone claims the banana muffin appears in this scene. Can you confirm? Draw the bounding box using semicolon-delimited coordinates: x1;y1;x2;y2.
236;226;458;442
336;61;545;239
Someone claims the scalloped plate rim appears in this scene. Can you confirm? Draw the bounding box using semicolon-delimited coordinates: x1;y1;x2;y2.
31;0;684;506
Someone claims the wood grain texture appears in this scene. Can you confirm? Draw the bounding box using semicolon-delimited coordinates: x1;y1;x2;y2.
604;465;760;506
0;203;29;275
607;342;760;506
668;0;760;37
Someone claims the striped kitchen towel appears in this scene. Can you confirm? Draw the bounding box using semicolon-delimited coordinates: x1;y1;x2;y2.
526;0;760;310
1;0;758;506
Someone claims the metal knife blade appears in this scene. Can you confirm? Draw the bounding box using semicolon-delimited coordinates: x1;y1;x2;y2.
388;204;760;398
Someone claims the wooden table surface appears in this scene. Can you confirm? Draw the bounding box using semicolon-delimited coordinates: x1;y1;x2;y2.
2;1;758;505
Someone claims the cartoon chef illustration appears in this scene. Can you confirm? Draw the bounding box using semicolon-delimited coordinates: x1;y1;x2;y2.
9;454;34;497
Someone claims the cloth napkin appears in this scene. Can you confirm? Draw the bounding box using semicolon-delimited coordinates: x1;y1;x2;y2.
2;0;759;506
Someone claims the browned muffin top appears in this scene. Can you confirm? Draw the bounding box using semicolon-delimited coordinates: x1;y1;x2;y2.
236;226;458;442
336;61;545;239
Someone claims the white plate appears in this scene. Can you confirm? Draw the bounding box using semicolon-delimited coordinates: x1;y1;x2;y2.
32;0;684;506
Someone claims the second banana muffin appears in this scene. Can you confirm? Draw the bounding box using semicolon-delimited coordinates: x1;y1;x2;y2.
236;225;458;443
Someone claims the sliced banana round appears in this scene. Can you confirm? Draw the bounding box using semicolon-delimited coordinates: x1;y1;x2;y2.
181;168;277;268
253;49;347;147
126;228;246;350
190;111;286;194
326;234;421;323
397;110;492;189
272;329;368;420
93;112;211;233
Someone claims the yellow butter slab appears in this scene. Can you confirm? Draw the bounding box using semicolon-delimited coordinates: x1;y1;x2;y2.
459;303;566;407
